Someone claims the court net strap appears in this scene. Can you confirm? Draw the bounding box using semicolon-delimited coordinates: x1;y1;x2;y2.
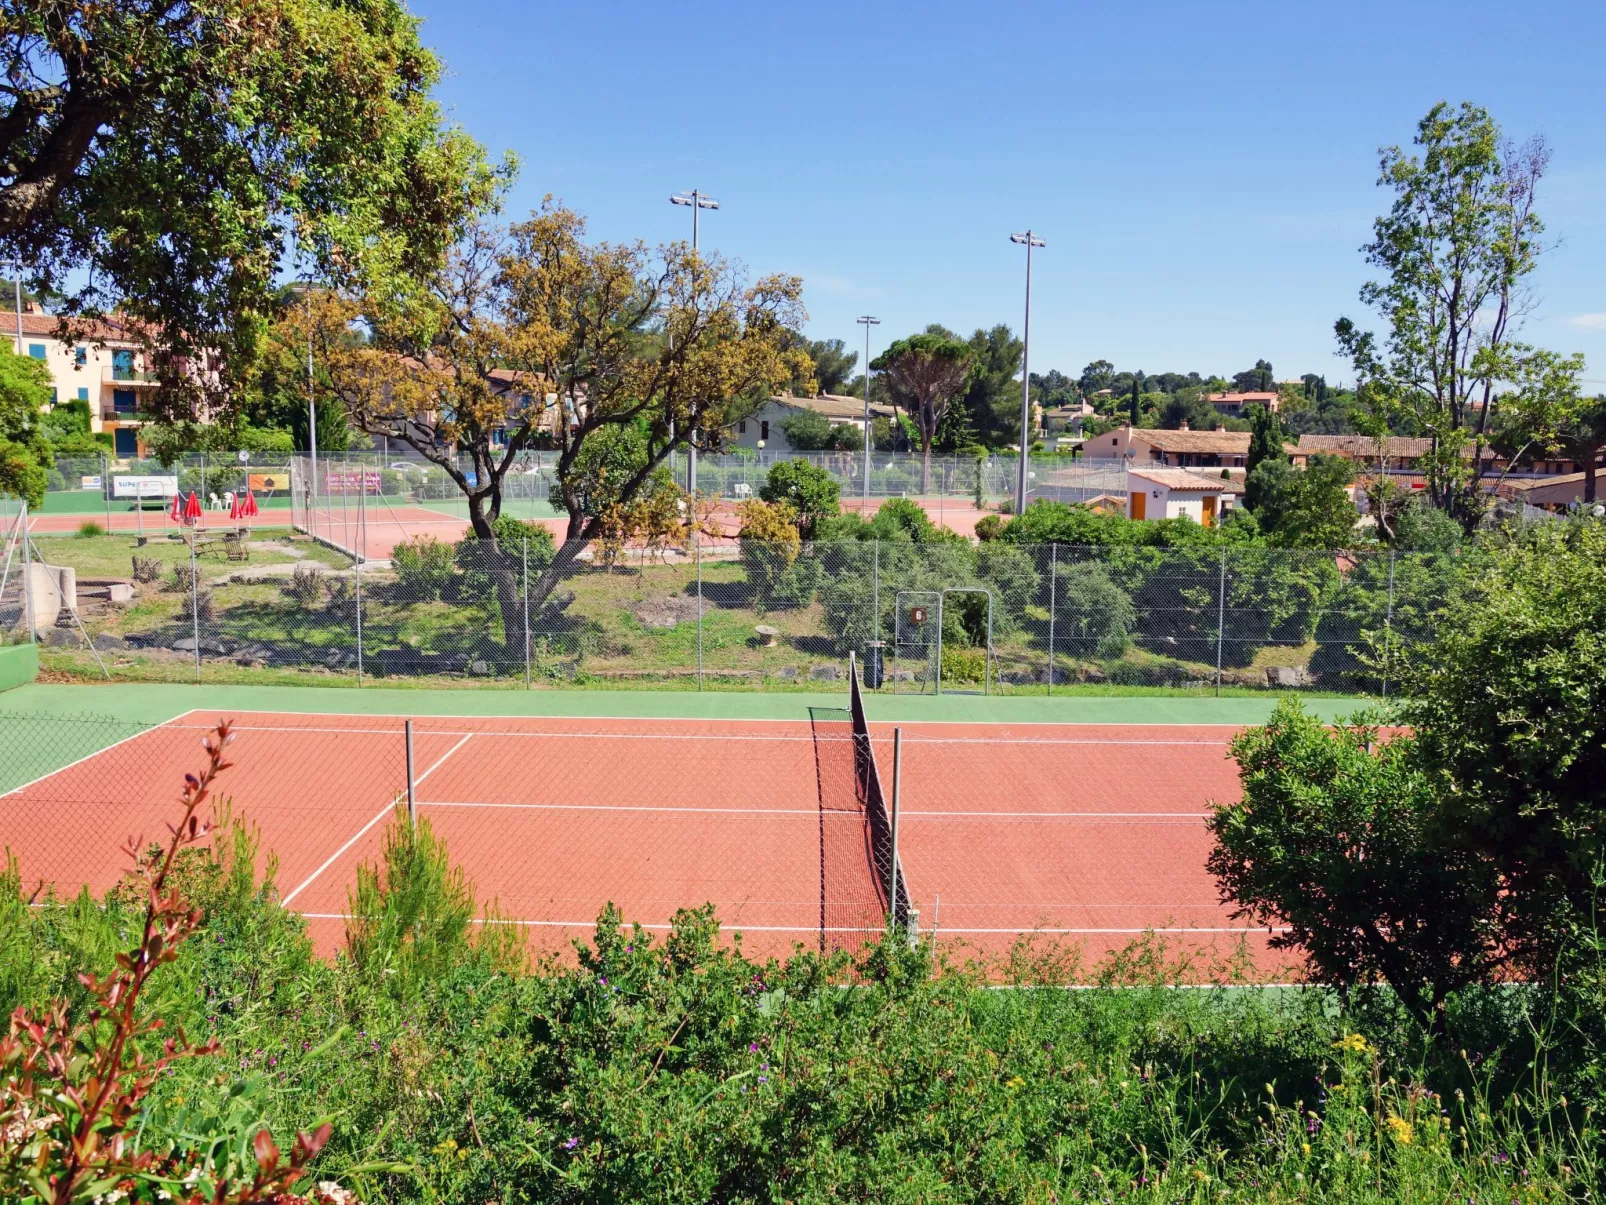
849;653;911;926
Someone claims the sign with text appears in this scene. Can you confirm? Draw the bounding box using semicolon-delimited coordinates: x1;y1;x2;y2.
79;475;102;490
112;475;177;500
248;472;290;492
322;470;382;494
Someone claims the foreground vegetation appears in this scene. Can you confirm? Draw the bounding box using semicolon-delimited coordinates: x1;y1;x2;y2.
2;791;1600;1204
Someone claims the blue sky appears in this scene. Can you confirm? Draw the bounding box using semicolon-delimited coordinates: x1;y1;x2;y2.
409;0;1606;390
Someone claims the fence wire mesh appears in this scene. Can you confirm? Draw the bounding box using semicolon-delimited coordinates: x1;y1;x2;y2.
0;711;1300;974
11;503;1482;692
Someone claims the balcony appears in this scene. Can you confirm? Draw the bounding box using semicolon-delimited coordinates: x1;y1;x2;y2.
101;365;160;386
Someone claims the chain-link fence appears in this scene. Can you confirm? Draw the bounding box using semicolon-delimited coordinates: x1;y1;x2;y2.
11;501;1481;693
0;708;1294;973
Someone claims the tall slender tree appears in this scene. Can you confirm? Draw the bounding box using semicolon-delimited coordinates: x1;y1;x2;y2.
1129;377;1141;426
871;333;975;492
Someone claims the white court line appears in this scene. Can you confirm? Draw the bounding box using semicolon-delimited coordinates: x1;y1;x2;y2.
297;912;1286;935
417;800;824;816
412;801;1209;820
280;732;475;906
902;810;1210;819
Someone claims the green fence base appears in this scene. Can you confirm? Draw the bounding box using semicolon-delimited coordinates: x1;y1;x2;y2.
0;644;39;692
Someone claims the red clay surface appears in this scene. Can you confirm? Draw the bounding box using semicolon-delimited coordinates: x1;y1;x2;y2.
0;712;1288;978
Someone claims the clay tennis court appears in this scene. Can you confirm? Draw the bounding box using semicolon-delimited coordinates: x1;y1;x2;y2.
0;710;1284;975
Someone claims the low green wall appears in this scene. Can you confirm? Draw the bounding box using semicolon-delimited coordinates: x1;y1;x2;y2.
0;643;39;692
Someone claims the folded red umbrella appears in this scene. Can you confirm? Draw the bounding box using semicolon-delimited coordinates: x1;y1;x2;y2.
242;489;259;518
228;492;241;520
168;492;183;523
184;491;202;523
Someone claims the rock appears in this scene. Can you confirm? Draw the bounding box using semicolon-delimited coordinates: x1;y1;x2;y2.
468;659;494;676
92;633;129;651
42;628;78;647
809;664;841;681
1266;665;1309;688
172;636;198;653
1038;666;1070;685
107;583;134;604
199;639;229;656
775;666;798;679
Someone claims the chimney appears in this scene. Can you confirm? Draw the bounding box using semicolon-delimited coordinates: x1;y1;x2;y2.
1178;421;1190;432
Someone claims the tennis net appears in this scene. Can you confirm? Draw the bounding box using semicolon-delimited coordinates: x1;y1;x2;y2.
849;654;911;926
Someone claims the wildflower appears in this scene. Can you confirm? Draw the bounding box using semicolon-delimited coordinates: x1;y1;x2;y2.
1301;1142;1311;1156
749;1042;759;1052
562;1137;580;1151
1006;1075;1026;1090
1333;1033;1370;1055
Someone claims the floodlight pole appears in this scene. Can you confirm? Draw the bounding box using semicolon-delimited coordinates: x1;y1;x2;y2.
670;189;720;498
1009;230;1046;516
857;315;881;501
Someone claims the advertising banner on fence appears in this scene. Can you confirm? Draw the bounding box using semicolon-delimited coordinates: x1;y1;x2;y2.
323;470;382;494
79;475;102;490
112;475;178;500
248;472;290;492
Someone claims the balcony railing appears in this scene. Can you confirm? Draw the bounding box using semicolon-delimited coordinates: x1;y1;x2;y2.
101;365;160;385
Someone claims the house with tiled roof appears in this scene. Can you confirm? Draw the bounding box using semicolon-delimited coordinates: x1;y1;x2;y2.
1205;390;1279;417
9;304;161;458
1126;466;1231;525
1093;425;1258;468
726;394;895;453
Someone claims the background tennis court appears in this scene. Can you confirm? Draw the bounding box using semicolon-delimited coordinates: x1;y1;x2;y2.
0;706;1286;974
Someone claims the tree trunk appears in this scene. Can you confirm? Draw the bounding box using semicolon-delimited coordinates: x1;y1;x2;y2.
920;442;932;495
466;490;525;663
1585;456;1598;505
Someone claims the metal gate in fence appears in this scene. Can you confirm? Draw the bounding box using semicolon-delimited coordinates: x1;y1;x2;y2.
893;590;941;694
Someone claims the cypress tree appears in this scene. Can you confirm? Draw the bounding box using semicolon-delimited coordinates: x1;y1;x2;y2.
1129;377;1141;426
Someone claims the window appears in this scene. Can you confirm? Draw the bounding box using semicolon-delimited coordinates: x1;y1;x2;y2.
73;347;86;367
738;420;747;434
49;388;57;405
114;427;137;457
113;389;136;414
760;420;769;442
112;349;134;380
76;387;88;402
27;343;45;360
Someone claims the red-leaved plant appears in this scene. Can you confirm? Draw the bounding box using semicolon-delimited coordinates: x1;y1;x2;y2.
0;720;352;1205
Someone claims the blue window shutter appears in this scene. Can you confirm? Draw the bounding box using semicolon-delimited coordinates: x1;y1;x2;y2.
27;343;45;359
77;387;88;401
114;389;136;413
50;388;57;404
74;346;86;366
114;428;137;456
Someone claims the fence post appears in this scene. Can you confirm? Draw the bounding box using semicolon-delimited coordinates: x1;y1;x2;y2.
1214;546;1227;697
101;451;111;530
522;534;531;689
1382;550;1397;698
1046;543;1057;696
888;726;903;920
354;472;364;686
872;536;881;647
189;532;201;683
20;503;35;644
695;532;703;691
404;719;417;832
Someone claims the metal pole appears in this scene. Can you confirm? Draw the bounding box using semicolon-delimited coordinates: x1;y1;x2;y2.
306;284;318;541
695;532;703;690
888;726;903;921
20;502;34;644
354;469;364;685
1215;546;1227;697
1382;551;1397;698
523;534;531;689
1047;543;1057;696
189;532;200;683
101;452;110;530
12;270;21;354
405;719;417;832
1010;230;1045;515
857;315;880;502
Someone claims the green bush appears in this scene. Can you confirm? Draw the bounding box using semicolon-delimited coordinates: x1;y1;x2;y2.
453;514;556;601
758;458;840;536
1054;559;1136;657
391;533;455;601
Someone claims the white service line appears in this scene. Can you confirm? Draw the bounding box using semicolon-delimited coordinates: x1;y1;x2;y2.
901;810;1210;819
416;800;823;816
296;912;1287;935
0;717;186;799
281;731;475;906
